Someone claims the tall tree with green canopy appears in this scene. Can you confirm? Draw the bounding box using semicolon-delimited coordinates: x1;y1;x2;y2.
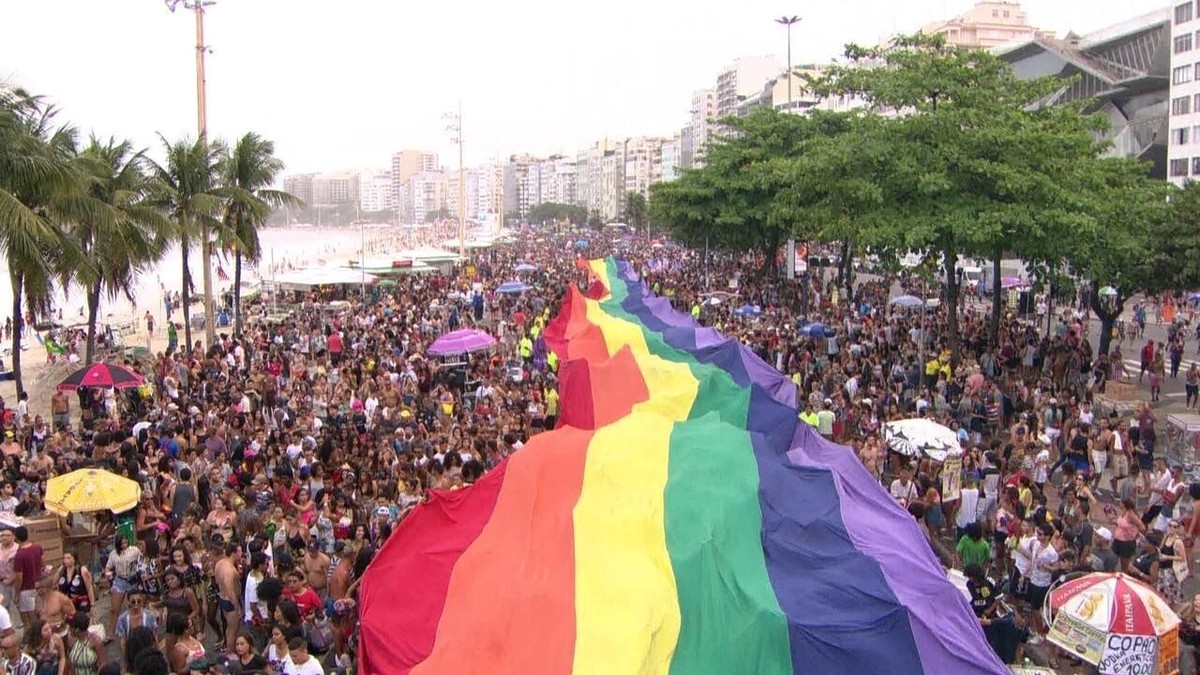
1070;157;1175;357
150;135;227;352
812;33;1120;364
624;191;649;234
218;132;301;335
73;137;172;363
650;108;841;274
0;87;89;393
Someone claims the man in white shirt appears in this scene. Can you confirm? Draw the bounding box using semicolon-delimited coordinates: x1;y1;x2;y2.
286;636;325;674
243;553;269;625
889;467;919;506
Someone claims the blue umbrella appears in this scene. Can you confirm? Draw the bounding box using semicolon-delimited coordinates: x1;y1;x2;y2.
1188;291;1200;302
574;239;589;249
514;263;537;273
799;323;830;338
732;304;762;317
496;281;531;294
890;295;925;308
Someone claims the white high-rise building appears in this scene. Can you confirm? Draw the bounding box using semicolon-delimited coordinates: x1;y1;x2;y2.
690;89;717;167
624;137;664;200
660;136;680;182
358;170;394;213
1169;0;1200;184
716;56;781;119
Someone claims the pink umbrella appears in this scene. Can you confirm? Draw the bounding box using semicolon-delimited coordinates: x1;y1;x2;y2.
1000;277;1025;289
427;329;497;356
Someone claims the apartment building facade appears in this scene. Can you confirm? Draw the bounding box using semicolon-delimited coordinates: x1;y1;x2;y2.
1168;0;1200;184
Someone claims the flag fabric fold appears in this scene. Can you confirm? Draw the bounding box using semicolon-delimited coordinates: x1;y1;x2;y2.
358;258;1007;675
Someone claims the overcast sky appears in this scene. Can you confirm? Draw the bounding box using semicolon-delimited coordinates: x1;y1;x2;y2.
0;0;1167;173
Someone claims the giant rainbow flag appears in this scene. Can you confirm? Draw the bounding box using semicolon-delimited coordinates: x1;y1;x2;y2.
358;259;1007;675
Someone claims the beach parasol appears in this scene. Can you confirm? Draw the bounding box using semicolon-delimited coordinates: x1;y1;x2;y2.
883;418;962;462
574;239;589;249
57;363;145;392
427;328;497;356
890;295;925;308
44;469;141;516
798;323;831;339
1000;277;1025;289
514;263;537;273
732;304;762;317
1099;286;1118;297
1045;572;1179;672
496;281;531;294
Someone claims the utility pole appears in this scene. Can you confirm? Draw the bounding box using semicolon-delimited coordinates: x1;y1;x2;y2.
775;15;801;108
445;105;466;258
167;0;217;348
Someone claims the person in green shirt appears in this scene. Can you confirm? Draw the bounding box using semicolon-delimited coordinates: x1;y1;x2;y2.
956;522;991;570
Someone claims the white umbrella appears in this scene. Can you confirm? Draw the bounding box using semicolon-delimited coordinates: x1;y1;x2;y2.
883;418;962;462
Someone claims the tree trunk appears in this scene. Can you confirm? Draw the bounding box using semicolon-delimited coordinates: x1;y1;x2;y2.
10;271;23;397
201;232;215;348
1091;290;1122;359
181;232;193;351
943;247;961;368
990;250;1002;347
233;249;243;336
84;282;102;365
840;239;855;295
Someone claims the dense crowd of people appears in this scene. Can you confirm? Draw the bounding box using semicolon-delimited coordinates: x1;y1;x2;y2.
0;227;1191;673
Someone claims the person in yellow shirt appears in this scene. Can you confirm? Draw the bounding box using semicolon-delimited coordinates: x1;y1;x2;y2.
799;401;819;427
518;335;533;363
544;386;560;429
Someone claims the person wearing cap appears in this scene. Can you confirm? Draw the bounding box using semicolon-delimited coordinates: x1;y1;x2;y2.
815;400;835;438
1089;526;1119;572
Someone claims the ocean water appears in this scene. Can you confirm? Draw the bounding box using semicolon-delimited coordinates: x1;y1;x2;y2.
0;227;400;327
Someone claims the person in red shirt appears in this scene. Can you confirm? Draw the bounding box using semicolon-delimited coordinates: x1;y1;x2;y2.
326;331;344;365
284;569;322;619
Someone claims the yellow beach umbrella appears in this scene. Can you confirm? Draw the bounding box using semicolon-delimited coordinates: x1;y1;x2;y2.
44;469;141;516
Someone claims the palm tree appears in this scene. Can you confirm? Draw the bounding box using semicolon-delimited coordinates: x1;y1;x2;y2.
218;133;302;334
0;87;87;394
150;136;226;353
73;137;171;363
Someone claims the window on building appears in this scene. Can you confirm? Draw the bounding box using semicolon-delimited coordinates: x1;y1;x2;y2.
1195;61;1200;79
1175;127;1191;145
1173;95;1192;115
1178;33;1195;53
1193;124;1200;140
1193;157;1200;175
1176;65;1195;84
1171;158;1190;176
992;9;999;17
1179;2;1195;24
1194;92;1200;110
1003;10;1010;18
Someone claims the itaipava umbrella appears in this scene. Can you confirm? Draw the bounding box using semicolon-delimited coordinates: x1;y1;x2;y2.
57;363;145;392
890;295;925;308
428;329;497;356
1045;572;1179;671
883;418;962;462
496;281;531;295
798;323;831;339
44;468;142;516
732;304;762;317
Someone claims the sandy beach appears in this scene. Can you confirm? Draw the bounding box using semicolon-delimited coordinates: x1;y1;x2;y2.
0;224;447;419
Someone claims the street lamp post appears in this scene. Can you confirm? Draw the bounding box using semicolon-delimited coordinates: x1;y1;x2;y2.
166;0;217;348
445;104;467;259
775;15;801;108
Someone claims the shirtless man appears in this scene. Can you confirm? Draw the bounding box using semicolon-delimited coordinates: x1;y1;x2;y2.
328;544;352;602
303;541;330;601
36;578;74;636
858;439;881;480
214;543;243;652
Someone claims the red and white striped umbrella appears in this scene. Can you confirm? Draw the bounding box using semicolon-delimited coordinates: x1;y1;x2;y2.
1046;573;1179;672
